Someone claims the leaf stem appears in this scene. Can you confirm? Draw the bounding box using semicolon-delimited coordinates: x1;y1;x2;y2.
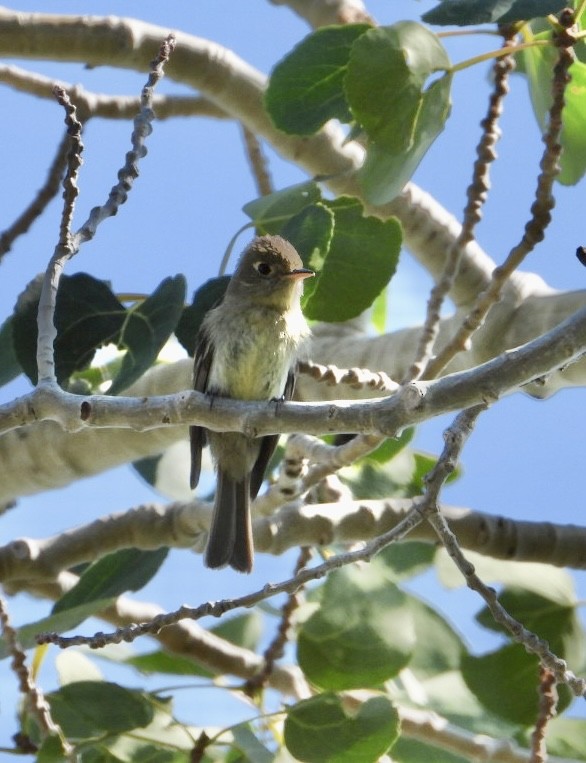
450;39;550;74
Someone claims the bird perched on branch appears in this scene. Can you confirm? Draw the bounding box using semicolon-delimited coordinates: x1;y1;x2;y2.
190;235;313;572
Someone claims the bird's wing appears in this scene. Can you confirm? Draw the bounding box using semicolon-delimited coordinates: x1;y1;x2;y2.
190;330;214;489
250;367;296;500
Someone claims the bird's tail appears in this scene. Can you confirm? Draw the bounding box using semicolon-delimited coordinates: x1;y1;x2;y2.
205;470;253;573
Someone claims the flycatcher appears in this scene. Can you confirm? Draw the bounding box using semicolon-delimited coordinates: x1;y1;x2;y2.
190;236;313;572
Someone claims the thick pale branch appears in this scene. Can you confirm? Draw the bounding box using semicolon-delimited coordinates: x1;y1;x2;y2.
0;63;227;119
0;6;510;307
268;0;375;27
2;302;586;502
3;498;586;585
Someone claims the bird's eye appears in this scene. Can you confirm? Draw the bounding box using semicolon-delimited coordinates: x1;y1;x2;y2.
255;261;272;276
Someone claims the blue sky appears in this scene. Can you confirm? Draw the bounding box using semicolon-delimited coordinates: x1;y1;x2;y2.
1;0;585;749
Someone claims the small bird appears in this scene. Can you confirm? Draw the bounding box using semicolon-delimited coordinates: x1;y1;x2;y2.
190;236;313;572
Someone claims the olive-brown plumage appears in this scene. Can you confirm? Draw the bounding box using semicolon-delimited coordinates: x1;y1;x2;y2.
190;236;313;572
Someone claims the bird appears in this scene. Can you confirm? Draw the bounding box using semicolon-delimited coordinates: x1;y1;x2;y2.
190;235;313;572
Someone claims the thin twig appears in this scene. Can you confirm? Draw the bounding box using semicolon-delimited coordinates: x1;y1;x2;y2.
241;125;273;197
0;596;73;757
74;34;177;248
35;88;84;385
403;28;517;383
298;359;400;394
34;35;176;387
425;17;577;379
0;129;71;260
243;546;312;696
530;667;558;763
0;63;226;120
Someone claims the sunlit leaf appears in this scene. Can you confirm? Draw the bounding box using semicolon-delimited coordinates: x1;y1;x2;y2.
521;29;586;185
266;25;371;134
303;197;401;321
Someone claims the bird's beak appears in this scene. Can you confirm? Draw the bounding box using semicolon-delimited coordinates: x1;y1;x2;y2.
287;268;314;281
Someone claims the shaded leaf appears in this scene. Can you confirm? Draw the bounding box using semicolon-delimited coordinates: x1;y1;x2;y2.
46;681;153;738
366;428;414;464
52;548;169;614
475;586;585;666
392;737;467;763
462;645;571;725
36;735;72;762
0;316;22;387
108;275;186;395
266;25;371;135
127;650;211;678
528;717;586;758
285;692;399;763
211;611;263;651
175;275;231;356
232;724;274;763
242;180;322;233
297;565;415;690
422;0;566;26
378;541;436;582
405;594;465;677
436;549;576;602
13;273;125;386
0;601;116;658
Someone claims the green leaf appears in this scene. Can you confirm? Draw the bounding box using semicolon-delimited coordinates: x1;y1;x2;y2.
266;25;371;135
345;23;450;153
303;197;401;322
366;428;414;464
0;316;22;387
284;692;399;763
436;549;577;602
211;611;263;651
36;735;72;762
242;180;322;233
0;601;116;658
13;273;126;386
175;275;231;356
378;541;436;582
475;586;585;666
46;681;154;738
392;738;467;763
531;717;586;758
281;202;335;303
371;288;387;333
406;595;465;677
462;645;572;726
231;724;274;763
521;31;586;185
297;565;415;690
108;275;186;395
52;548;169;614
132;453;163;488
358;74;452;204
126;650;211;678
422;0;566;26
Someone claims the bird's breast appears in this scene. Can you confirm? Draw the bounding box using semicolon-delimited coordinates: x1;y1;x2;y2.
206;304;306;400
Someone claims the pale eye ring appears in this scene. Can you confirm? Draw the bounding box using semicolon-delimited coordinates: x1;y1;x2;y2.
255;261;272;276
